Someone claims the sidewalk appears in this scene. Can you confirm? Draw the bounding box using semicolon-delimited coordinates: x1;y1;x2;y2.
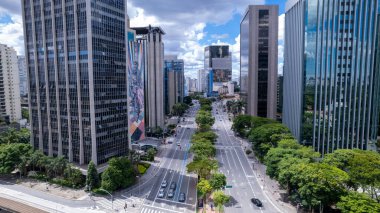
0;197;48;213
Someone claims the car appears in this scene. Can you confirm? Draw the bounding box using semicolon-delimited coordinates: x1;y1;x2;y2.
178;193;186;202
158;188;165;198
161;180;167;188
251;198;263;207
187;127;190;129
167;189;175;198
170;182;177;190
177;142;181;146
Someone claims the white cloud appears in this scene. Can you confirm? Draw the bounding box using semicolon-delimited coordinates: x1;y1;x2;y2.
0;14;24;55
278;14;285;41
278;14;285;76
211;34;229;40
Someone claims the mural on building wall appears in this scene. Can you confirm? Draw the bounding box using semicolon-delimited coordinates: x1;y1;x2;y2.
128;41;145;143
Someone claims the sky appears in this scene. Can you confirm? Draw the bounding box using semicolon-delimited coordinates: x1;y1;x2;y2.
0;0;286;81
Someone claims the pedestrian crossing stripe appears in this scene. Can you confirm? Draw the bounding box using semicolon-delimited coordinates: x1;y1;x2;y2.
141;208;167;213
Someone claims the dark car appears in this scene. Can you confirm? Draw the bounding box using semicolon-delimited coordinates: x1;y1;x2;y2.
251;198;263;207
170;182;177;190
178;193;186;202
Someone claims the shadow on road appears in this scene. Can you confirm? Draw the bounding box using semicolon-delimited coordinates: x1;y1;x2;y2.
224;196;239;208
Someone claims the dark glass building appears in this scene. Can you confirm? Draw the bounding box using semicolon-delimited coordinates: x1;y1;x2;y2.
284;0;380;156
22;0;129;165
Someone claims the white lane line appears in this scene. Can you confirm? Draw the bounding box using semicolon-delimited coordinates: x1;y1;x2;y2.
142;204;184;213
152;120;191;206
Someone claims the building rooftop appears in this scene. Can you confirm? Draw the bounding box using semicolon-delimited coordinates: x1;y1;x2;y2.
130;25;166;35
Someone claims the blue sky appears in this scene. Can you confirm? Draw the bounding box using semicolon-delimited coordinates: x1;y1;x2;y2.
0;0;287;80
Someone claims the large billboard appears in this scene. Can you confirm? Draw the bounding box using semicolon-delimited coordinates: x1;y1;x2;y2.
127;41;145;143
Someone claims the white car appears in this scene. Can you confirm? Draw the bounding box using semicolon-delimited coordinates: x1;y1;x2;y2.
158;188;165;198
177;141;181;146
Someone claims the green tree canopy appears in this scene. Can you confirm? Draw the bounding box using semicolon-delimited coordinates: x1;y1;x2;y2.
197;178;212;198
337;191;380;213
101;157;136;192
86;161;100;190
192;131;218;143
195;110;215;127
291;163;349;210
248;123;292;161
209;173;227;190
190;140;216;159
187;158;218;179
231;115;253;137
0;128;30;144
212;190;230;212
0;143;33;174
183;96;192;105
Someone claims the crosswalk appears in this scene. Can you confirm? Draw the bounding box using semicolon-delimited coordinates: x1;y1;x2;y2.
96;196;142;212
140;206;183;213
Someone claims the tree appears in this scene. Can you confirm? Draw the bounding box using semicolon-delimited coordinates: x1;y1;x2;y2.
172;103;189;116
101;157;136;192
248;123;292;161
147;148;156;161
291;163;349;211
190;141;216;159
195;110;215;127
265;140;319;179
337;191;380;213
197;178;213;208
231;115;252;137
209;173;227;190
212;190;230;212
183;96;192;105
22;108;29;121
0;143;33;174
250;116;277;130
192;131;218;143
187;158;218;179
0;128;30;144
86;161;100;190
64;165;84;187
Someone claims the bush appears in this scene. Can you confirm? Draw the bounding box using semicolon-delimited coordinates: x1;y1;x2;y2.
137;164;148;174
92;188;109;195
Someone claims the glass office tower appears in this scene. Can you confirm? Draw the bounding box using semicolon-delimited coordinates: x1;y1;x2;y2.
22;0;129;165
284;0;380;156
164;56;184;115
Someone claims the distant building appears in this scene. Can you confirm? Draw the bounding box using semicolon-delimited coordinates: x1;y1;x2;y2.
22;0;129;165
277;75;283;121
227;81;234;96
0;44;22;123
164;56;184;115
204;45;232;92
197;69;207;92
17;56;28;96
240;5;278;119
283;0;380;155
131;26;165;129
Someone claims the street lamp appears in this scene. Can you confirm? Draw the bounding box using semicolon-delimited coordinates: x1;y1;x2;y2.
136;175;140;196
99;188;113;210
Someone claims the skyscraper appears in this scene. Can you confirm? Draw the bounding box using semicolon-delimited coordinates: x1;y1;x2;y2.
204;45;232;92
283;0;380;156
131;26;165;129
164;56;184;115
22;0;129;165
0;44;21;122
17;56;28;97
240;5;278;119
197;69;207;92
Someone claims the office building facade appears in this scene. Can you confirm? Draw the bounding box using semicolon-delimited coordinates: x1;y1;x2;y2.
131;26;165;129
17;56;28;96
164;56;184;115
283;0;380;156
0;44;22;122
22;0;129;165
240;5;278;119
204;46;232;87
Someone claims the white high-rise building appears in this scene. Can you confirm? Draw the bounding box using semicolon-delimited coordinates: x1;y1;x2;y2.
0;44;21;122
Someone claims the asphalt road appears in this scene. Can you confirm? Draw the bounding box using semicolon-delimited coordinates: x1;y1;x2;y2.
212;101;283;213
115;104;199;213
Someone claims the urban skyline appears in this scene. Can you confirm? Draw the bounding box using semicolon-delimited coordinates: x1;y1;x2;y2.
0;0;286;81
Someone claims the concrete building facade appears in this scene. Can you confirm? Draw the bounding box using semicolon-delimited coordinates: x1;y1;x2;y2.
22;0;129;165
0;44;22;122
240;5;278;119
131;26;165;129
164;56;184;115
283;0;380;156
